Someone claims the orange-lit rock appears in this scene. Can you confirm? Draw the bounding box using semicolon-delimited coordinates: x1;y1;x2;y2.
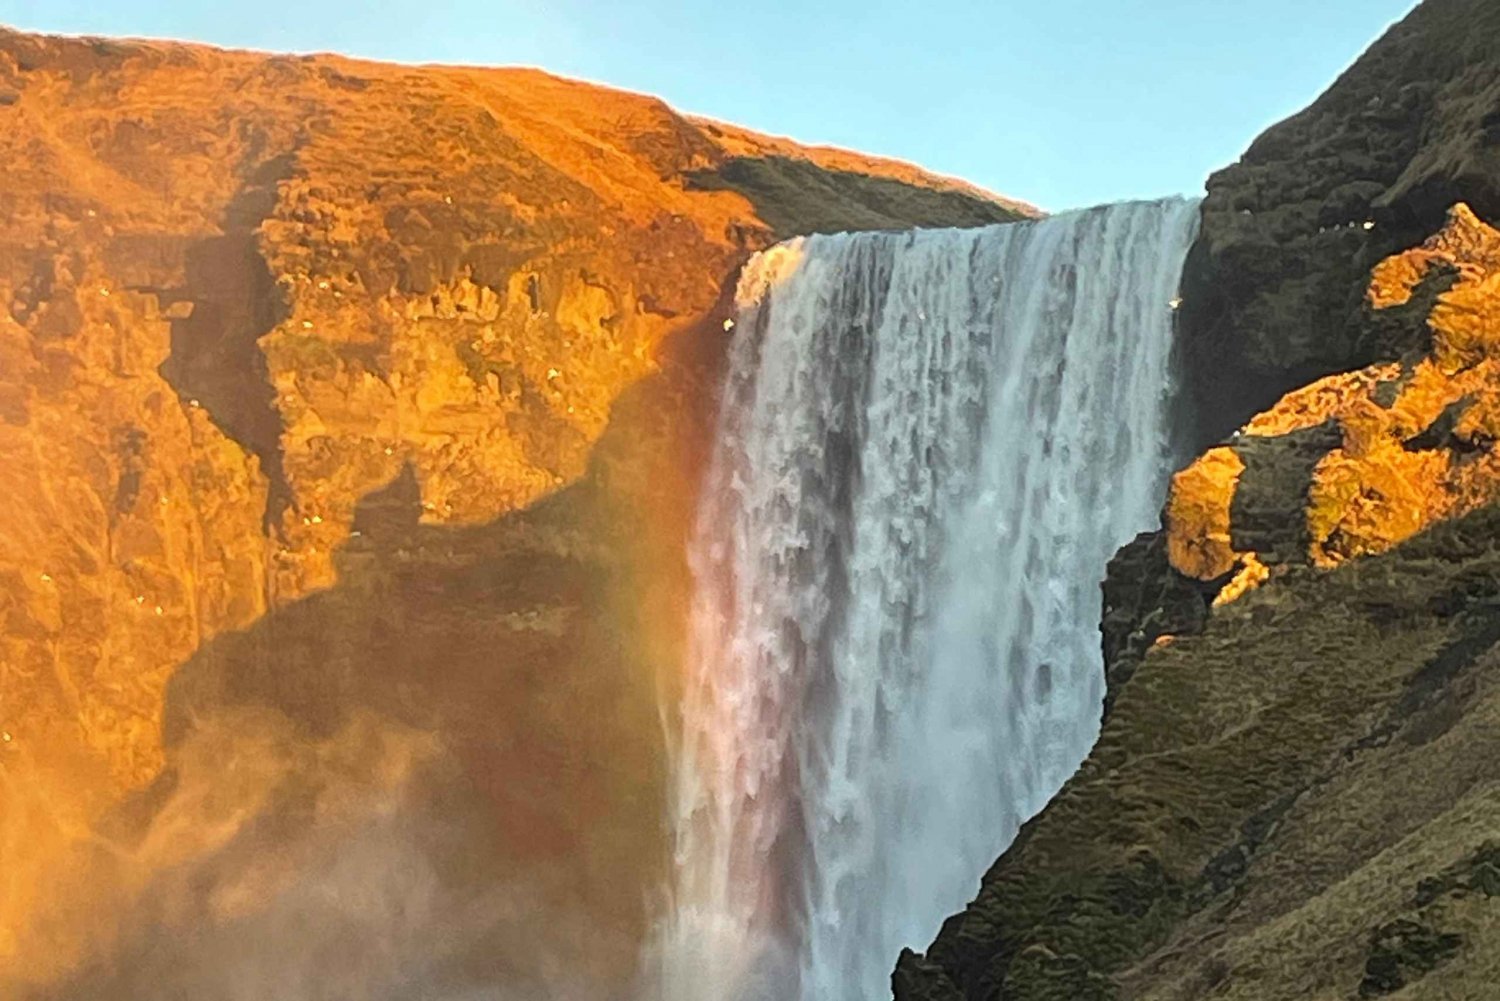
0;27;1029;994
1166;203;1500;598
1165;446;1244;580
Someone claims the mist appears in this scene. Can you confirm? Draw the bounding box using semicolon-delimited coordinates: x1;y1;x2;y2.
2;708;630;1001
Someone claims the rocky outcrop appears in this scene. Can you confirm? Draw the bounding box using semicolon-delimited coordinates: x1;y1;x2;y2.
0;28;1030;997
1178;0;1500;445
1165;204;1500;603
1099;200;1500;736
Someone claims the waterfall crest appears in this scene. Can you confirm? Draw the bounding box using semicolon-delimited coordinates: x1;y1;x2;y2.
652;198;1201;1001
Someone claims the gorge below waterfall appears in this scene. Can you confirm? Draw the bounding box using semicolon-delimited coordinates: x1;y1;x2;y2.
650;197;1202;1001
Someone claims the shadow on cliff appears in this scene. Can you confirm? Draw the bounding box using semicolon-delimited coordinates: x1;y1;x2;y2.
157;149;298;531
687;156;1029;236
27;280;737;1001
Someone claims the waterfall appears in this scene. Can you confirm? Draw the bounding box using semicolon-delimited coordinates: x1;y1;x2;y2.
651;197;1201;1001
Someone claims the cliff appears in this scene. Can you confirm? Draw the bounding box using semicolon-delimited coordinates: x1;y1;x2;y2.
1178;0;1500;446
0;27;1031;998
895;2;1500;998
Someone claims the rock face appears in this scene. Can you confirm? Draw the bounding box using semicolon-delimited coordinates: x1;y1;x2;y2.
1178;0;1500;445
1165;203;1500;602
895;4;1500;997
0;28;1031;997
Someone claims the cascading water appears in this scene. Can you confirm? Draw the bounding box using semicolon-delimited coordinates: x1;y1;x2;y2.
651;197;1201;1001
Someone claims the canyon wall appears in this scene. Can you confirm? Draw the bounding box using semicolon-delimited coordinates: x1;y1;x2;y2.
895;1;1500;998
0;29;1030;997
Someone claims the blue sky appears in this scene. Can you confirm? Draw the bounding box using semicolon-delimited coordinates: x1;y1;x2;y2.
3;1;1420;210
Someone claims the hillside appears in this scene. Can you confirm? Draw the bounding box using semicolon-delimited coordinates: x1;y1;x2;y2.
0;27;1030;998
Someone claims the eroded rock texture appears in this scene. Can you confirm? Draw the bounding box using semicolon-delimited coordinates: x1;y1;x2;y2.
0;28;1029;997
1164;204;1500;607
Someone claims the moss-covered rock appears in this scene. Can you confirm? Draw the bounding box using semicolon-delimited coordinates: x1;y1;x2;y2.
1359;919;1464;997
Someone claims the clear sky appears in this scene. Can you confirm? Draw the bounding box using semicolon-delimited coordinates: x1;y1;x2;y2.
2;0;1421;211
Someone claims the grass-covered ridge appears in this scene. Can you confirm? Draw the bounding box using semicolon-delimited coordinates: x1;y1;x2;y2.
898;502;1500;1000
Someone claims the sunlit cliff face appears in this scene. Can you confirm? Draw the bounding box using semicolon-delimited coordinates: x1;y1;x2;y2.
0;34;728;1001
0;270;720;1000
0;25;1026;1000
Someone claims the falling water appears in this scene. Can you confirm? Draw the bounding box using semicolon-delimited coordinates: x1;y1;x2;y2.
651;197;1201;1001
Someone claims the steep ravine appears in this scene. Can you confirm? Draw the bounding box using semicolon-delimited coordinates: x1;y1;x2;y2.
895;2;1500;998
0;28;1032;998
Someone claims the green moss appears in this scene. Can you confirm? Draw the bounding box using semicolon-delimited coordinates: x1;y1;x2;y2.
1002;950;1118;1001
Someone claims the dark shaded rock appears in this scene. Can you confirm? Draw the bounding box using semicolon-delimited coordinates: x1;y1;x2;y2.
1099;531;1219;720
1178;0;1500;446
1403;395;1495;457
1411;842;1500;907
1227;421;1344;562
687;156;1030;236
1200;790;1300;897
1359;260;1458;365
892;948;964;1001
1359;920;1463;997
